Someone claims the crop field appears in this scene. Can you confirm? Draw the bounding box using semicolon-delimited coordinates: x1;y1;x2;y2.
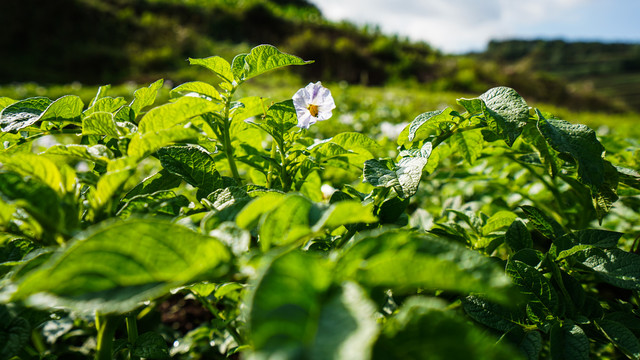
1;44;640;360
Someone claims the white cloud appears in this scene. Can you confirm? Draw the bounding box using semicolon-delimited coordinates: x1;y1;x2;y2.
309;0;594;53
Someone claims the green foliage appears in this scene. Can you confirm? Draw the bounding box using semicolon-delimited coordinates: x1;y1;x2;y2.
0;44;638;360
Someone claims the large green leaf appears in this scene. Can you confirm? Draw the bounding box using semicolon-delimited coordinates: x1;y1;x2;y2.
338;230;514;303
89;157;137;211
82;112;121;137
127;127;201;160
156;145;223;199
38;95;84;123
597;319;640;359
0;97;52;132
138;96;221;134
130;79;164;117
480;87;529;146
0;152;68;194
0;305;30;360
189;56;234;83
536;112;605;190
506;260;558;315
246;250;377;360
312;201;377;232
123;169;182;201
373;297;521;360
549;321;589;360
254;99;298;137
0;171;62;233
363;155;428;199
44;144;114;167
83;96;128;117
505;219;532;252
397;108;456;146
232;45;312;81
451;129;483;165
170;81;221;101
569;247;640;290
259;194;313;250
462;295;522;332
10;219;230;313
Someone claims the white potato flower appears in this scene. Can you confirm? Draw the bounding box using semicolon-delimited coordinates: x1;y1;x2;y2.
292;81;336;129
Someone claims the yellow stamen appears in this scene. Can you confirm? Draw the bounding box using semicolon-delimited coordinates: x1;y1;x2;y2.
307;104;319;117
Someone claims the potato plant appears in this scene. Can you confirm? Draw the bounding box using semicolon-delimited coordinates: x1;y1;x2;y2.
0;45;639;359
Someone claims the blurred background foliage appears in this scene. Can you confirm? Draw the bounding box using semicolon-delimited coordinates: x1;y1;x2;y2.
1;0;640;115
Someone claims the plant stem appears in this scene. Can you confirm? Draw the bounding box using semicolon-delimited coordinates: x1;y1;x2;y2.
267;142;277;188
220;86;242;183
95;313;120;360
126;312;140;360
276;137;291;192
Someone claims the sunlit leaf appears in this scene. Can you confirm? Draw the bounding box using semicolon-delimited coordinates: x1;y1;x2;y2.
11;219;230;313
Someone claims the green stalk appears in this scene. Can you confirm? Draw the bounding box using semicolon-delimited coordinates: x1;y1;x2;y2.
222;87;242;183
126;313;140;360
275;137;291;192
95;313;120;360
267;142;277;188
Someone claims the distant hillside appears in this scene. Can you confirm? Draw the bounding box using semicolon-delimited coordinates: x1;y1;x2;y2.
477;40;640;111
0;0;635;113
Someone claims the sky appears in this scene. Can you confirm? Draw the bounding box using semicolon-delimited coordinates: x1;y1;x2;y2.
308;0;640;53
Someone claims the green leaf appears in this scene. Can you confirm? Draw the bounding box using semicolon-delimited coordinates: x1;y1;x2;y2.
549;321;589;360
518;330;543;360
520;205;564;239
130;79;164;117
597;319;640;359
457;98;484;114
0;152;68;194
462;295;522;332
506;260;558;314
573;229;622;248
373;297;521;360
331;132;381;158
235;192;286;230
0;97;52;132
0;171;62;233
339;230;514;303
480;87;529;146
570;247;640;290
116;191;188;219
482;211;518;236
0;305;30;360
363;157;428;199
189;56;234;83
247;251;377;360
451;129;483;165
138;96;221;134
0;97;17;111
89;158;136;211
38;95;84;123
232;44;312;81
82;112;121;137
169;81;221;101
123;169;182;201
127;127;201;160
11;218;230;313
44;144;114;166
84;96;128;117
259;194;312;250
312;201;377;232
398;108;455;145
89;84;111;107
260;99;298;136
133;331;170;359
505;219;532;252
156;145;223;199
536;111;605;190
